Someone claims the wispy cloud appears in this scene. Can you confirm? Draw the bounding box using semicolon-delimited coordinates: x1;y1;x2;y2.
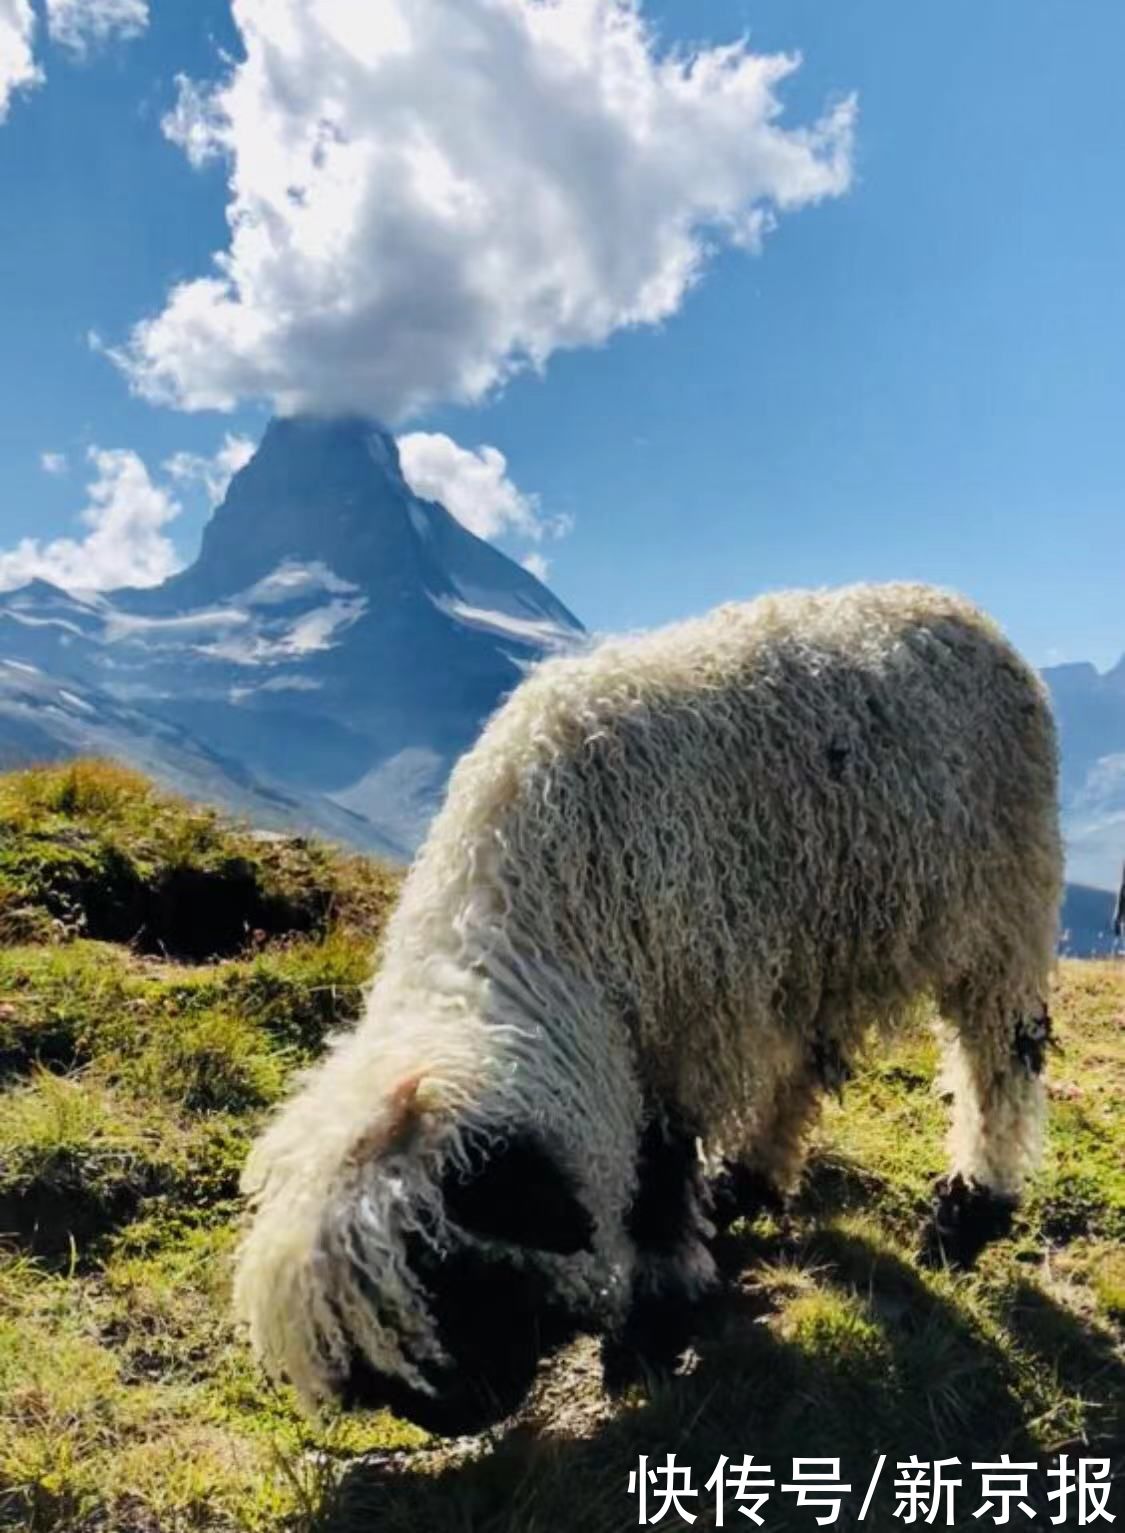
114;0;855;421
0;0;148;126
164;432;254;507
44;0;148;56
398;431;570;575
40;450;69;476
0;0;40;121
0;446;180;593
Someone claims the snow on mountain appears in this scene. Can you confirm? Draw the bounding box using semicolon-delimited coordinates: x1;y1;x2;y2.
0;657;405;857
0;414;1120;918
431;594;580;650
1059;882;1120;959
0;416;583;854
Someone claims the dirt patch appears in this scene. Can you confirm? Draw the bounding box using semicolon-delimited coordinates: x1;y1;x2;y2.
11;834;329;960
130;860;326;961
0;1156;171;1260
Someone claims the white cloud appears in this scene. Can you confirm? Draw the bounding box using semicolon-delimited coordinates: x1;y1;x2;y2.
1;0;148;124
164;432;255;506
0;446;181;593
114;0;855;421
398;432;542;541
0;0;40;121
44;0;148;55
521;552;550;583
40;450;69;476
160;72;222;169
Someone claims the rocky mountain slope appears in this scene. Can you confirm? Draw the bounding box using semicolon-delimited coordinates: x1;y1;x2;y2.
0;417;583;856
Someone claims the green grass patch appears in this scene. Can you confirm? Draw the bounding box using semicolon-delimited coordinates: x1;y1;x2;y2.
0;1072;192;1260
0;763;1121;1532
0;930;372;1094
0;758;398;961
0;764;407;1530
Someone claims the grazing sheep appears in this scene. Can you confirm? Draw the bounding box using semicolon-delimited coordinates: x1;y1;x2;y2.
234;582;1063;1434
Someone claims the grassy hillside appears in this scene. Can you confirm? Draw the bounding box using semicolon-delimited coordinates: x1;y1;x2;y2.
1;762;1121;1532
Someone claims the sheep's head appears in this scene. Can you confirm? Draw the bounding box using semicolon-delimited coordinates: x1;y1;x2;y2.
235;1062;616;1436
335;1110;602;1434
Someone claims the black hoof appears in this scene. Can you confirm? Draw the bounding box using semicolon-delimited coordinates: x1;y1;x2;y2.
922;1173;1017;1270
709;1162;786;1233
601;1285;705;1392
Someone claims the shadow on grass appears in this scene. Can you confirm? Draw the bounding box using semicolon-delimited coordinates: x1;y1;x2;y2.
998;1276;1125;1453
321;1216;1124;1533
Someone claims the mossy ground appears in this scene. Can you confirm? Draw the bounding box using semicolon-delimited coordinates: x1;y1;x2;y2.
1;762;1121;1531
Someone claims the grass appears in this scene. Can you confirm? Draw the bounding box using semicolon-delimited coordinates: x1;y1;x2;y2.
0;760;1121;1531
0;759;396;960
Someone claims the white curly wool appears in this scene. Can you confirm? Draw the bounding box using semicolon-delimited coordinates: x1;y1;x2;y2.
234;582;1062;1408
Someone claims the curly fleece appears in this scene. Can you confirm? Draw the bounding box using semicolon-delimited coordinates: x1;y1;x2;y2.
234;582;1063;1407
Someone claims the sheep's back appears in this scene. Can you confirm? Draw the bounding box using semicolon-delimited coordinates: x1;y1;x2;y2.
393;584;1062;1131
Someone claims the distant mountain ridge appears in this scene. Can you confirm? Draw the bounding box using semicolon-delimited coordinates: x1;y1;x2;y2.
1059;881;1120;959
1040;655;1125;893
0;416;583;854
0;416;1121;951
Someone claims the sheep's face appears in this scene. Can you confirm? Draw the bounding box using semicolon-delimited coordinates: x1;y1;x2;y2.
327;1128;604;1436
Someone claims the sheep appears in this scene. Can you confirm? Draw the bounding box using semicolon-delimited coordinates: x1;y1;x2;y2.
233;581;1063;1435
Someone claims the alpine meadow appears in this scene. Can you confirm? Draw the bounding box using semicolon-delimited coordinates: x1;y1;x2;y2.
1;0;1124;1530
0;764;1121;1530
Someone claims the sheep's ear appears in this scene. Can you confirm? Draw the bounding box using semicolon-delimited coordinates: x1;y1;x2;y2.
347;1074;426;1164
442;1134;594;1255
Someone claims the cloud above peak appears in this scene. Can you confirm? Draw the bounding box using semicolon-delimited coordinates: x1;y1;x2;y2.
114;0;855;422
2;427;557;597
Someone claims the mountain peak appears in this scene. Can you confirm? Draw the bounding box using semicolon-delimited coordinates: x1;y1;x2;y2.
128;415;578;639
257;413;405;477
0;412;583;855
134;415;410;607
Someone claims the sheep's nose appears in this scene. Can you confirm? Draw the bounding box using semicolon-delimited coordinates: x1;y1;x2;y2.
339;1346;511;1435
338;1348;391;1412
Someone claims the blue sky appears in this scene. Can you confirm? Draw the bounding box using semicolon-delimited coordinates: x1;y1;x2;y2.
1;0;1123;670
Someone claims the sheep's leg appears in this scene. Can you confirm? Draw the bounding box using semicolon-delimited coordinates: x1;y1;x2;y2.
711;1032;853;1231
604;1107;716;1384
709;1159;788;1231
709;1073;826;1230
927;994;1052;1267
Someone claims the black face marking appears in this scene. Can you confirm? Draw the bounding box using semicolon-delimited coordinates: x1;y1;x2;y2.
1013;1006;1053;1076
331;1133;597;1434
441;1133;594;1255
341;1235;585;1435
922;1172;1017;1270
626;1108;704;1255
